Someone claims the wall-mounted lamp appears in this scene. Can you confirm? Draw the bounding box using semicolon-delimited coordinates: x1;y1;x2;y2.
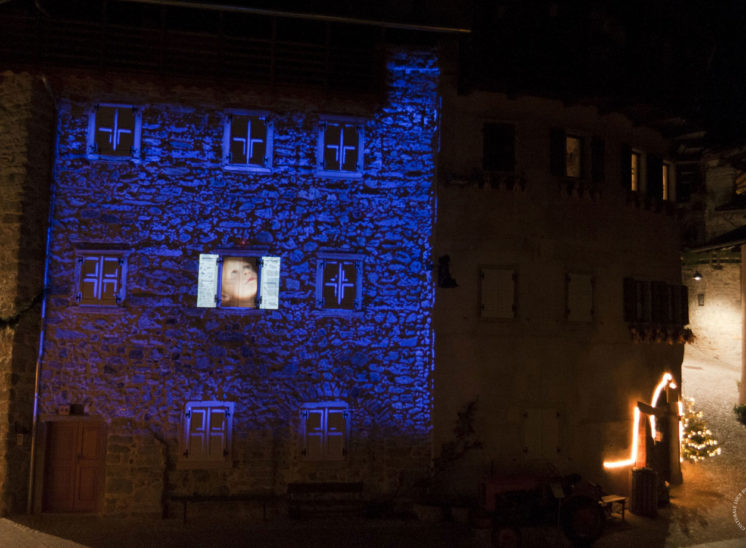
693;271;702;281
437;255;458;288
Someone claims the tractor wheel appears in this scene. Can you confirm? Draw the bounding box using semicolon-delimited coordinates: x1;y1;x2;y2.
560;496;605;545
492;525;521;548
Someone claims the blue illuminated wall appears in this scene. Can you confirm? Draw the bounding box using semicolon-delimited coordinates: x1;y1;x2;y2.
39;49;439;514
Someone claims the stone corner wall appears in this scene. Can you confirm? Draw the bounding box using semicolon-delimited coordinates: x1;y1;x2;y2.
0;71;54;515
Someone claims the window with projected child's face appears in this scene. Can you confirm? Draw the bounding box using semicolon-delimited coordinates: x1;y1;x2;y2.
221;256;258;307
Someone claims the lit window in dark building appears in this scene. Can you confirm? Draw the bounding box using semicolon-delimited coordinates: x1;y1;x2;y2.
88;104;141;158
301;403;349;460
318;118;364;175
75;250;128;306
482;123;515;172
317;256;362;311
662;163;671;200
196;253;281;310
630;151;641;192
565;135;583;178
550;129;584;178
223;112;272;169
179;401;234;468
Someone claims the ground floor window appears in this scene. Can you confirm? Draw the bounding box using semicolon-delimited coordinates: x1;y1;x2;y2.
301;402;350;461
179;401;234;468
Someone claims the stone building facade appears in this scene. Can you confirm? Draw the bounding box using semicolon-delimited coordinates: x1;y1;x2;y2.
682;155;745;365
434;75;688;496
17;49;439;516
0;72;54;515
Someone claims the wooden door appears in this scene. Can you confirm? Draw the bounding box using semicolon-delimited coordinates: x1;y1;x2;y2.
43;420;105;512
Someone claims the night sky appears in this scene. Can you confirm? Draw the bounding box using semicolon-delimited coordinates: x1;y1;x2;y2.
7;0;746;144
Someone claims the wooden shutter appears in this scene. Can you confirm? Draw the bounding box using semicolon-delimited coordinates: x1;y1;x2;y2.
636;280;651;322
647;155;663;200
623;277;636;322
620;145;631;189
591;137;605;183
565;135;583;178
651;281;668;323
680;285;689;325
550;128;566;176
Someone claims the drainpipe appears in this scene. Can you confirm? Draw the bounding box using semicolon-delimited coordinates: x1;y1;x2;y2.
26;74;59;514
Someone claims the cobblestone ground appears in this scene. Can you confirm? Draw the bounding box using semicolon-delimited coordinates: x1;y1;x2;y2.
3;342;746;547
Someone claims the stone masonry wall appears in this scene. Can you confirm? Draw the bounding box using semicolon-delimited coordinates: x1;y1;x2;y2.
683;260;742;364
38;50;438;515
0;72;53;514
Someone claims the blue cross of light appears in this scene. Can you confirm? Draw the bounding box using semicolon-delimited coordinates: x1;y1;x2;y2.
326;126;356;169
232;119;264;163
325;262;355;305
98;109;131;152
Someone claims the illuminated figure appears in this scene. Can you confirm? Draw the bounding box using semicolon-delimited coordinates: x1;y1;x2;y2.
221;257;258;307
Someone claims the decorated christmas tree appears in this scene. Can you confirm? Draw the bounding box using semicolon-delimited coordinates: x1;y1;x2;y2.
681;397;721;462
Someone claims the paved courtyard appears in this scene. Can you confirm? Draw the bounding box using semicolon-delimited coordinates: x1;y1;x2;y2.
2;342;746;547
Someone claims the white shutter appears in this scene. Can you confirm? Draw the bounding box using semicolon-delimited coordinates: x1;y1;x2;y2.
207;407;227;459
188;407;208;460
305;409;325;459
259;256;281;310
197;254;219;308
100;256;121;304
80;256;102;302
326;409;347;458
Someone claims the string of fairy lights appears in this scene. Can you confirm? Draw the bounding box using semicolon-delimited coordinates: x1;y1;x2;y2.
680;397;722;462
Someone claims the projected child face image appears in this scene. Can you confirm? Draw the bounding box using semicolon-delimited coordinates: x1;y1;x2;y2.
221;257;258;308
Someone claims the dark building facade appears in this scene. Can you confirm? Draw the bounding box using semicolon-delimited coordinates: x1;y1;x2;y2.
0;1;710;517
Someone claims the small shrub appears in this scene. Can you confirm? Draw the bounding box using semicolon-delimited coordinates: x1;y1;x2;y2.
734;404;746;427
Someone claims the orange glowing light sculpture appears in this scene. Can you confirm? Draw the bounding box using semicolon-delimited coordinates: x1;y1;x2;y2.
603;372;678;470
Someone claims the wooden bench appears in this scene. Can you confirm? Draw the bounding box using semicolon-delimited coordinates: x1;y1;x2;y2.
287;482;365;518
169;492;275;523
600;494;627;522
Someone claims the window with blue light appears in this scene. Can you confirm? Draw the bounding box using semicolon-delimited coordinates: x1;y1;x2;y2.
316;253;363;312
223;110;273;171
179;401;235;469
197;252;281;310
74;247;130;307
301;402;350;461
317;116;364;176
87;104;141;160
